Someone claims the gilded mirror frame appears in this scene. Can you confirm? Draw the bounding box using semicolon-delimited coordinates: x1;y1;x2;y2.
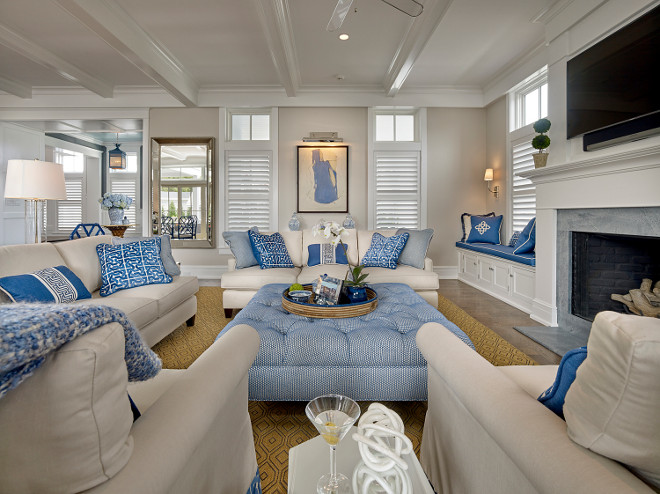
151;137;215;248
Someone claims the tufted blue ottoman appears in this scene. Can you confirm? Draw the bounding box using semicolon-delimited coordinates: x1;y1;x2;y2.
216;283;474;401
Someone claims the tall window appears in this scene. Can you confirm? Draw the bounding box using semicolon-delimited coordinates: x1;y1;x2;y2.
108;152;140;229
369;109;425;229
224;109;276;231
508;68;547;233
50;147;85;235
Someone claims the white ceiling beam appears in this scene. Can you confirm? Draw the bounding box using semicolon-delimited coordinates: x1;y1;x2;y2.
0;23;113;98
252;0;301;97
383;0;454;97
55;0;198;107
0;75;32;99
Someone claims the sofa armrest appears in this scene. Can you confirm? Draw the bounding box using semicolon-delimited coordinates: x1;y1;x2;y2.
423;257;433;271
227;257;237;271
416;322;655;494
86;324;260;493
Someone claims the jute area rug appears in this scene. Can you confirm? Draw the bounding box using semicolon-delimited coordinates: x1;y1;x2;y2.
152;287;535;493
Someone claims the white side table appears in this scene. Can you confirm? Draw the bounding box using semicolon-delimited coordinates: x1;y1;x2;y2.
288;426;434;493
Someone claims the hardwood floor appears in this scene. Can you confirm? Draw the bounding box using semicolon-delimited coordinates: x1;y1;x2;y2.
438;280;561;365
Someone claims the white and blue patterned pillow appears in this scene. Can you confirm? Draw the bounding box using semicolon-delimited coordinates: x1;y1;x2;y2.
248;231;294;269
508;231;521;247
362;232;410;269
466;215;503;244
96;237;172;296
0;265;91;303
307;244;348;267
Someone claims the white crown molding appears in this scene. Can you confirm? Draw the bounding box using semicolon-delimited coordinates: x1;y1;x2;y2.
252;0;301;97
55;0;199;107
383;0;454;97
0;23;113;98
0;75;31;99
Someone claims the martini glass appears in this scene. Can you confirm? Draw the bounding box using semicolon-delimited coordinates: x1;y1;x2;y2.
305;394;361;494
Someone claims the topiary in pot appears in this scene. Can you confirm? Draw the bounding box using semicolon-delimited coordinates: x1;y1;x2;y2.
531;118;551;168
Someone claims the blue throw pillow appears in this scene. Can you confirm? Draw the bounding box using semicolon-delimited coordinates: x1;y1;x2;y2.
396;228;434;269
112;234;180;277
362;232;410;269
466;215;503;244
97;237;172;296
308;244;348;267
222;227;260;269
248;230;294;269
538;346;588;419
461;212;495;242
0;265;91;303
508;231;521;247
513;218;536;254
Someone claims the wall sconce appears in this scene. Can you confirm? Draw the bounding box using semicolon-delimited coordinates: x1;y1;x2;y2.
484;168;500;198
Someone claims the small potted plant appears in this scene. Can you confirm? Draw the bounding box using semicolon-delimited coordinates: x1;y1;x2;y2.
343;264;369;303
531;118;551;168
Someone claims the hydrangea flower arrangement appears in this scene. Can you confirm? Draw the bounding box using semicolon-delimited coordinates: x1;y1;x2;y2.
99;193;133;210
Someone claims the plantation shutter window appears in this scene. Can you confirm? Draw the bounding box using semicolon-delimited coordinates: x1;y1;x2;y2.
225;151;272;231
58;176;83;232
374;151;421;229
108;153;140;229
511;139;536;232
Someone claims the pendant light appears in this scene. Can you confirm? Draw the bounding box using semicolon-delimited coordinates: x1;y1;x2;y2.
109;133;126;169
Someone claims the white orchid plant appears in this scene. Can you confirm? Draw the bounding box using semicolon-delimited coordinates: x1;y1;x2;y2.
312;221;369;287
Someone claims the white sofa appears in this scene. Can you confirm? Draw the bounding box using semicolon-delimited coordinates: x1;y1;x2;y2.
416;318;659;494
221;229;439;317
0;321;261;494
0;236;198;347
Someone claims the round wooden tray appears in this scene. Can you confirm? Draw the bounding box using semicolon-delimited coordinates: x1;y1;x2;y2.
282;285;378;319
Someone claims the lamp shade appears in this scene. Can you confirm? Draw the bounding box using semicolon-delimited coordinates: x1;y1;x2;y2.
4;159;67;200
484;168;494;181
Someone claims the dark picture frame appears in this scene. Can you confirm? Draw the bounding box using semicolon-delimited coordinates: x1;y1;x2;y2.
297;145;348;213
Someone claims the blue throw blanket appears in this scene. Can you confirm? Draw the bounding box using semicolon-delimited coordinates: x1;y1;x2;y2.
0;304;162;399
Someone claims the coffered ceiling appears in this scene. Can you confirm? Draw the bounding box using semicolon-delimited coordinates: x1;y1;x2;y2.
0;0;552;106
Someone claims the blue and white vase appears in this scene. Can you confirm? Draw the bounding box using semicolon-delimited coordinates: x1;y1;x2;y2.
343;213;355;229
288;212;300;231
108;207;124;225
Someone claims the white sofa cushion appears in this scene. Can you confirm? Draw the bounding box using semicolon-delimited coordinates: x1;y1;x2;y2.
0;242;66;278
54;235;113;293
564;311;660;488
0;322;134;493
221;266;300;289
73;292;160;329
363;265;439;290
498;365;558;399
110;275;199;317
299;264;351;285
280;230;303;267
302;228;358;267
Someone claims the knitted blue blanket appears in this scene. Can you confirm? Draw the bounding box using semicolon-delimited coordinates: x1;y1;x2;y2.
0;304;162;399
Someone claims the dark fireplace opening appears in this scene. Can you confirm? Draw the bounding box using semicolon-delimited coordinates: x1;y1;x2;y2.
571;232;660;321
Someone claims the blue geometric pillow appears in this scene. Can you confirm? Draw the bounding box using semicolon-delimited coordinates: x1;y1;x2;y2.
96;237;172;296
362;232;410;269
508;231;521;247
538;346;588;419
308;244;348;267
248;231;294;269
0;265;91;303
513;217;536;254
466;215;503;244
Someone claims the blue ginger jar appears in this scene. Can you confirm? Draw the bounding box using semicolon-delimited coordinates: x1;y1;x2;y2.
288;212;300;231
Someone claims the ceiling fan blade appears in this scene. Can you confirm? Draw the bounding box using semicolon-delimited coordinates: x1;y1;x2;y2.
380;0;423;17
326;0;355;32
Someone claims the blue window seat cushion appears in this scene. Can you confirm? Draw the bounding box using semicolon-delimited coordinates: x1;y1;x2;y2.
466;215;503;244
362;232;410;269
248;230;294;269
538;346;588;419
97;237;172;296
307;244;348;266
455;241;536;266
0;265;91;303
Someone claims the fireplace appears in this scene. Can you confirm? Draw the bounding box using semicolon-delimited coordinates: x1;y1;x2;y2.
571;232;660;321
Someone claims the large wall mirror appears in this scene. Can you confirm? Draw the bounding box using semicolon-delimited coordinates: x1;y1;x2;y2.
151;137;215;248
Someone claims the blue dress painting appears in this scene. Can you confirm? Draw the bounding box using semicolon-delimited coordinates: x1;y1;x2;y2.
312;149;338;204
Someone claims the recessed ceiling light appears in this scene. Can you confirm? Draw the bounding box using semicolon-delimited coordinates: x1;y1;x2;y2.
339;33;349;41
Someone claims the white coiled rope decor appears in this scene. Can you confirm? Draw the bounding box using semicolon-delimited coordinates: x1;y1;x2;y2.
351;403;414;494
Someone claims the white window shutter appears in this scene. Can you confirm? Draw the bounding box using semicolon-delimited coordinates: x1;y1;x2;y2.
57;176;83;232
511;140;536;232
226;151;272;230
374;151;420;229
111;179;138;226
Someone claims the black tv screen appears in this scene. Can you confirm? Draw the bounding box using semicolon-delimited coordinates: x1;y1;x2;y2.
566;5;660;139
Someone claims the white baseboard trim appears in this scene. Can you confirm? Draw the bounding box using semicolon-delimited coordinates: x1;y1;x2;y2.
435;266;458;279
180;265;226;281
530;298;557;327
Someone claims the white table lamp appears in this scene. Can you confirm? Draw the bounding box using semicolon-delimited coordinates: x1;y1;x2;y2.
4;159;67;243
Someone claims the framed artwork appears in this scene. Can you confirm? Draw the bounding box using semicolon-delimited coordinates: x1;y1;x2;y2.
297;145;348;213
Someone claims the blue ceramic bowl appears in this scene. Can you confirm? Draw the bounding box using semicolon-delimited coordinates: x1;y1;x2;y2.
289;290;312;303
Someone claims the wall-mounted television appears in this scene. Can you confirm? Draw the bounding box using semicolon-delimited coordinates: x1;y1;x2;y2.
566;4;660;150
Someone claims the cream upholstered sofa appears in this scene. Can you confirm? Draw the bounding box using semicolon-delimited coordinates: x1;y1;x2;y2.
0;236;198;347
221;229;439;317
416;313;660;494
0;321;261;493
